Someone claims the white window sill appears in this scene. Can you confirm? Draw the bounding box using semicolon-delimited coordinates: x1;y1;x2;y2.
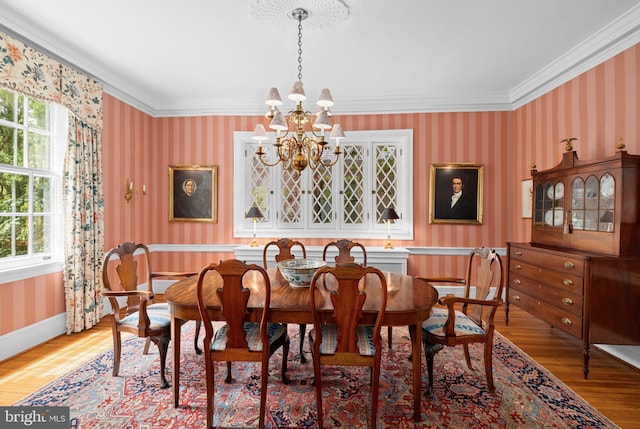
1;259;64;283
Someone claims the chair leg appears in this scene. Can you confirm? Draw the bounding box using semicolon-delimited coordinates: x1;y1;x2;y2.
371;361;381;428
463;344;474;371
225;361;233;383
313;355;323;429
388;326;393;348
423;338;443;397
484;339;495;394
112;327;122;377
281;334;291;384
194;320;202;354
204;358;215;429
259;355;269;429
299;324;307;363
143;337;151;354
151;335;170;389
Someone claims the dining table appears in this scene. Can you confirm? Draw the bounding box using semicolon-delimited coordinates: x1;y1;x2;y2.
164;266;438;422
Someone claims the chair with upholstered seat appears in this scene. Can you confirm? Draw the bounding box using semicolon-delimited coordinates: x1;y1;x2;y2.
101;241;196;388
263;238;308;362
321;239;367;266
417;246;504;395
309;263;387;429
196;259;290;429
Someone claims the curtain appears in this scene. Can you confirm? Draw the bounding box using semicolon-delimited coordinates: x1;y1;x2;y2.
63;117;104;332
1;30;104;332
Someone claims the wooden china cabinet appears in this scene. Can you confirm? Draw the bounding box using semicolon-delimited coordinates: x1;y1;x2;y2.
506;144;640;378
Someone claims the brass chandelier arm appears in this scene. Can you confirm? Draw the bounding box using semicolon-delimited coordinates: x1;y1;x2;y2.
255;145;288;168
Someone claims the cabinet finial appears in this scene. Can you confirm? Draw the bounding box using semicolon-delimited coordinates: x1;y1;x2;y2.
561;137;578;151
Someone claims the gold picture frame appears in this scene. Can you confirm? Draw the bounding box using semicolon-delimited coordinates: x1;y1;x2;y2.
169;165;218;223
429;163;483;224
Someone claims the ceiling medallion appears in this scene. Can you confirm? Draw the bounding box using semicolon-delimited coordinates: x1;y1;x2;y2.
251;0;349;31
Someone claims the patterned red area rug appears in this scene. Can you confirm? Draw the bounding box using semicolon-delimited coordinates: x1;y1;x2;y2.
16;323;617;428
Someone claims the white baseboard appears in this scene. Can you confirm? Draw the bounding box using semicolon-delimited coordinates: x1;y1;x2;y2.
0;313;66;363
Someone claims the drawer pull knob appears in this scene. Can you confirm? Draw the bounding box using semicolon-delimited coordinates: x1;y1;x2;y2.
515;251;523;256
564;261;575;269
561;317;573;326
514;279;521;285
563;279;574;286
562;297;574;306
514;264;522;270
512;295;520;301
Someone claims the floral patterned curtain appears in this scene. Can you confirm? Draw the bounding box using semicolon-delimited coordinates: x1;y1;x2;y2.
63;117;104;332
0;31;104;333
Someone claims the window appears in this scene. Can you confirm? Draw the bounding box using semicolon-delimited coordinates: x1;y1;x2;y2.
0;88;66;271
233;129;413;241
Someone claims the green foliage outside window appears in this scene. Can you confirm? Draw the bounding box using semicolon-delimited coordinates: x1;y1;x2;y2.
0;88;55;259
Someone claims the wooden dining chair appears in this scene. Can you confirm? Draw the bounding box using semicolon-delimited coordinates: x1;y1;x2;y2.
196;259;290;429
101;241;196;388
322;239;368;266
309;263;388;429
263;238;310;362
417;247;504;395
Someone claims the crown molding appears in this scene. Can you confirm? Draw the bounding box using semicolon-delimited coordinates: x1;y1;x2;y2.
2;3;639;117
510;4;640;109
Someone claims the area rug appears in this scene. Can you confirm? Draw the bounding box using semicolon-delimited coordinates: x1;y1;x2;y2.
15;323;617;429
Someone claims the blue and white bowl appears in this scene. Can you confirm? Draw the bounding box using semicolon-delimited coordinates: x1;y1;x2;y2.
277;259;328;287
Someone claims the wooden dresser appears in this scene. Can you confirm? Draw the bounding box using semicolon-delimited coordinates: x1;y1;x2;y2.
507;147;640;378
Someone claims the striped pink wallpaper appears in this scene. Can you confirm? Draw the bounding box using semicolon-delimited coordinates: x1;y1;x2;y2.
1;43;638;337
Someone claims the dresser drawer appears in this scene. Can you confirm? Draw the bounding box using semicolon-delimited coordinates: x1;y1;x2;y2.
509;246;585;275
509;282;583;317
509;291;583;338
510;260;583;294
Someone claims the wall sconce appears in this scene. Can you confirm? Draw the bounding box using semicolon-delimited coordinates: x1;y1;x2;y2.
124;179;135;203
381;207;400;249
245;205;264;247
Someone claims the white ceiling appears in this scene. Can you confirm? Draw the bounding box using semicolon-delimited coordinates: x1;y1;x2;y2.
0;0;639;117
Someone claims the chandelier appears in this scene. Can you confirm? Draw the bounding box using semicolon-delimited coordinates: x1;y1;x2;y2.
251;7;345;172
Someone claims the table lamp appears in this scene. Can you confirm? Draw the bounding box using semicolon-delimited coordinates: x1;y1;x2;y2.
245;205;264;247
381;207;400;249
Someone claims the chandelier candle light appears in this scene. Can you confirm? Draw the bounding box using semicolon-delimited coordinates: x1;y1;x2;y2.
252;7;345;172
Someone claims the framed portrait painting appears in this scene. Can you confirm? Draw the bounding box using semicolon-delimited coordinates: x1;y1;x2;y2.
429;163;483;224
169;165;218;222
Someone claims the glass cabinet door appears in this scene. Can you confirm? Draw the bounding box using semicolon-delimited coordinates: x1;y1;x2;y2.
534;181;564;227
571;173;615;232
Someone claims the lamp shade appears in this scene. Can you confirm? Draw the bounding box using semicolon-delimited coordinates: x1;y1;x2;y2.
313;109;331;130
317;88;334;107
288;81;306;101
269;110;288;131
251;124;268;141
329;123;345;141
265;87;283;106
245;206;264;219
381;207;399;221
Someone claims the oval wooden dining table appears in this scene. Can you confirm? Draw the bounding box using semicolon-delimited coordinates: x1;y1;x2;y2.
164;267;438;422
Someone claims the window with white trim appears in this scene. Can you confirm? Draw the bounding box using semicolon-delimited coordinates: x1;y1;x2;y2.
233;129;413;241
0;88;66;271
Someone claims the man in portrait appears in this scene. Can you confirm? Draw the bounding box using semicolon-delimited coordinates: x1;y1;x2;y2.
434;174;477;220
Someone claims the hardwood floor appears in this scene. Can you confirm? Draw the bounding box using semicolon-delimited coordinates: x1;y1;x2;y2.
1;305;639;427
